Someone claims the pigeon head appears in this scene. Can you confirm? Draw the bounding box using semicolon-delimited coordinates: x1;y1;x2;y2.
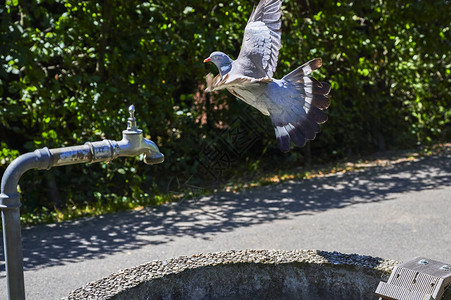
204;51;233;77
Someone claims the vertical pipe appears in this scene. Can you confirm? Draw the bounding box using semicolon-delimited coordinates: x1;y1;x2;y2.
1;148;52;300
1;195;25;300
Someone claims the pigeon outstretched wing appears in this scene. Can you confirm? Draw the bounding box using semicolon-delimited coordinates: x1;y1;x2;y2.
232;0;282;79
204;0;331;153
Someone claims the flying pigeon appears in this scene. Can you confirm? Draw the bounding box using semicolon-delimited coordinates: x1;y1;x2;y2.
204;0;331;152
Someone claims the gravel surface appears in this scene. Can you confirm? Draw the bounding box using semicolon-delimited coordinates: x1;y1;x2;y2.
64;249;399;299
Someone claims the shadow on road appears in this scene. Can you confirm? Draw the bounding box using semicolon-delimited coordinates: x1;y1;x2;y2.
0;153;450;275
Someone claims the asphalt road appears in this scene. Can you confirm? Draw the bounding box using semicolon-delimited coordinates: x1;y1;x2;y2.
1;151;450;299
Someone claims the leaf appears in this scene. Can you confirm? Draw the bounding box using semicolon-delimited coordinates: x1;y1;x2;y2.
183;6;194;14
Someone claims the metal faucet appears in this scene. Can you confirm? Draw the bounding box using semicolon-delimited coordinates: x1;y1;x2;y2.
49;105;164;166
0;105;164;300
121;105;164;165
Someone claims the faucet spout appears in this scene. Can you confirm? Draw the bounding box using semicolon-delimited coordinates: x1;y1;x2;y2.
142;138;164;165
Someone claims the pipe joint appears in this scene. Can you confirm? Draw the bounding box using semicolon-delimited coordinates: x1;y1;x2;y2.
85;139;119;163
0;193;21;209
33;147;53;170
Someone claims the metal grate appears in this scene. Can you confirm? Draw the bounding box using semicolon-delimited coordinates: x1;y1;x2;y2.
376;257;451;300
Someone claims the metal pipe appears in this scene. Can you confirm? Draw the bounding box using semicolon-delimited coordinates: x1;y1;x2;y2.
0;105;163;300
1;148;52;300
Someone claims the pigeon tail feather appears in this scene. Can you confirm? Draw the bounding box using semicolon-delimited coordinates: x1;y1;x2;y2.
282;58;331;121
269;58;331;152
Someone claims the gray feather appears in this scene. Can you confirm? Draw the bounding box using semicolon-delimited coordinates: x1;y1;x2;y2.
233;0;282;79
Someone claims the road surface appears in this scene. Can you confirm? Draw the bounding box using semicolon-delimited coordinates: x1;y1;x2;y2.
1;151;450;299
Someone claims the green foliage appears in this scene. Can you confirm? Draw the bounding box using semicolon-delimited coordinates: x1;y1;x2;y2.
0;0;449;222
281;0;450;155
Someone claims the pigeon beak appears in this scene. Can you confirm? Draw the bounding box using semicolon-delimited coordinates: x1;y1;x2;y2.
203;57;211;63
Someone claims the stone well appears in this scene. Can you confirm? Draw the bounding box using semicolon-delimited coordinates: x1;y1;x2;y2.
64;249;449;300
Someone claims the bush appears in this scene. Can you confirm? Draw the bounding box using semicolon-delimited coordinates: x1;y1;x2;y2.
1;0;449;215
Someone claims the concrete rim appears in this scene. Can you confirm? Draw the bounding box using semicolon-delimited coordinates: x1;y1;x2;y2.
64;249;399;299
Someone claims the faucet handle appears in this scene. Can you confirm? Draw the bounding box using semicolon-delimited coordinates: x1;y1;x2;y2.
127;104;138;131
129;105;135;118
